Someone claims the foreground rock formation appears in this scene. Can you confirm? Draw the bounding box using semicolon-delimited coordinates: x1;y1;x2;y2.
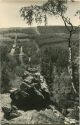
10;69;51;110
1;107;65;125
1;92;79;125
1;94;65;125
1;68;79;125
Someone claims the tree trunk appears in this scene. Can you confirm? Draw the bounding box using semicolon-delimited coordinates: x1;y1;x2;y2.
61;15;78;94
19;46;24;65
68;38;77;94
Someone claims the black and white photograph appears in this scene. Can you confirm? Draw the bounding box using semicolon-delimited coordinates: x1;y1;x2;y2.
0;0;80;124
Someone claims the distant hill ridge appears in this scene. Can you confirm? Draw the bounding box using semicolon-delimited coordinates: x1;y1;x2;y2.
0;26;70;34
0;26;79;48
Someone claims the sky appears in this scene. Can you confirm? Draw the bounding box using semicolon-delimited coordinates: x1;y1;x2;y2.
0;0;80;28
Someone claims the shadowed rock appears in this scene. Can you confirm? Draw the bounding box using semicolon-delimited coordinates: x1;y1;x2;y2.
10;70;51;110
2;106;21;120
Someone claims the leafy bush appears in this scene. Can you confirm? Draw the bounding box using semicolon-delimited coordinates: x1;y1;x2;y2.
1;66;11;93
52;71;72;109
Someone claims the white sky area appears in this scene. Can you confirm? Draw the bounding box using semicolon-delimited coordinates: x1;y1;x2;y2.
0;0;80;28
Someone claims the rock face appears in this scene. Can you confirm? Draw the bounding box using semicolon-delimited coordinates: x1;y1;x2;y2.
1;93;65;125
1;93;78;125
2;106;65;125
10;69;51;110
2;106;21;120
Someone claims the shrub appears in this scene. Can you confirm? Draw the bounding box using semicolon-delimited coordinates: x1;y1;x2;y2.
52;71;74;109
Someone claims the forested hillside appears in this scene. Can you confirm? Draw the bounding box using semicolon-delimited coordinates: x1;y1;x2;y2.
0;26;79;124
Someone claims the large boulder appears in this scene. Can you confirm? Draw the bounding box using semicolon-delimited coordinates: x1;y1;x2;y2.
10;70;51;110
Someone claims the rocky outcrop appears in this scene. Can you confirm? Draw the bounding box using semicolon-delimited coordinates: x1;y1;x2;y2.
1;90;79;125
2;106;21;120
1;93;65;125
0;94;11;123
10;69;51;110
1;106;65;125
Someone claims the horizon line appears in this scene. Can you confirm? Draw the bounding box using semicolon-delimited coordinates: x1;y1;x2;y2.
0;25;78;29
